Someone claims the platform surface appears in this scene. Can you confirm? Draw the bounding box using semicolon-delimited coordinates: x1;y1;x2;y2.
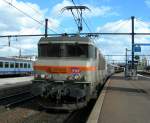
0;76;33;89
98;73;150;123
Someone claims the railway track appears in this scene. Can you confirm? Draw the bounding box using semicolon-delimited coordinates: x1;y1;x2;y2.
0;91;36;108
138;71;150;76
21;111;71;123
0;99;95;123
0;87;96;123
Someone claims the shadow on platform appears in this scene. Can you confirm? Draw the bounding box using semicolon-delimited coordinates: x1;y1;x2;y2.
106;86;147;94
110;75;124;80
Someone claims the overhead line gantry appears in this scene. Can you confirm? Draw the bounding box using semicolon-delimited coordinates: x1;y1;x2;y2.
0;16;149;77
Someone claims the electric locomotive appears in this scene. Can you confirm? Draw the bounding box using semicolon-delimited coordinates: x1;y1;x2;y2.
32;35;108;110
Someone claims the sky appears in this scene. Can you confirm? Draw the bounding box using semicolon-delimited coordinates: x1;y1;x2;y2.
0;0;150;62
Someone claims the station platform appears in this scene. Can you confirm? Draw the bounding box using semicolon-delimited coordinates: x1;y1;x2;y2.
87;73;150;123
0;76;33;98
0;76;33;89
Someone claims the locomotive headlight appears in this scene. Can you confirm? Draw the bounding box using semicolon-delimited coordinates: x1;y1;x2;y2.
66;75;73;80
74;74;81;80
41;74;45;78
73;73;82;80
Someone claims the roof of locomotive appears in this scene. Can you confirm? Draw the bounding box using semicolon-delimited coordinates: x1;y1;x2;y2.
39;35;92;44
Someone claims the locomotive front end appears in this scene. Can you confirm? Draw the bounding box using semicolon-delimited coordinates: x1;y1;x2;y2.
32;36;97;110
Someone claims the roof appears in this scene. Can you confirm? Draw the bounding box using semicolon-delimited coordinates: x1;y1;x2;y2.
0;57;32;62
39;36;91;44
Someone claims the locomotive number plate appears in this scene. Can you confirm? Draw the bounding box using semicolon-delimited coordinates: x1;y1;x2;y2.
49;67;67;73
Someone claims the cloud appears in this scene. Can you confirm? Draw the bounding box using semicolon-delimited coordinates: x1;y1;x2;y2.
0;46;19;57
0;0;60;57
145;0;150;7
51;0;73;17
97;20;131;33
1;0;149;63
0;0;118;57
84;5;118;17
51;0;117;18
48;18;60;29
95;19;150;61
0;0;44;32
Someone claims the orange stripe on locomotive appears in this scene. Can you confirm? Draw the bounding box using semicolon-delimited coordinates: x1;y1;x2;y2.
34;65;96;74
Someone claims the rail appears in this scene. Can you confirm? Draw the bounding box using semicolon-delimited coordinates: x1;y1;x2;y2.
0;91;37;108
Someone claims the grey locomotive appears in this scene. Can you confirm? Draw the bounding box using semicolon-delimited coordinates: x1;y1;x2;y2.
31;35;112;110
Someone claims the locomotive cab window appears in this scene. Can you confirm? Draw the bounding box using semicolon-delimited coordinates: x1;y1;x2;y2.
67;44;88;57
38;43;96;58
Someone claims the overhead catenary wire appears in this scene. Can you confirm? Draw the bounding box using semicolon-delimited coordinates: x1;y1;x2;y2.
74;0;101;33
17;0;68;33
71;0;92;33
70;0;97;46
82;18;92;33
20;0;43;16
134;17;150;32
97;19;131;43
16;0;65;33
2;0;58;34
8;0;66;34
132;18;150;41
83;15;95;32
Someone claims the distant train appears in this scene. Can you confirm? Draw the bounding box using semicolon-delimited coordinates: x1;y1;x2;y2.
0;57;33;76
114;65;124;73
31;35;115;110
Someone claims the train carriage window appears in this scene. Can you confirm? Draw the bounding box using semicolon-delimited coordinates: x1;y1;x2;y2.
28;63;31;68
20;63;23;68
10;62;14;68
15;63;19;68
24;63;27;68
0;62;3;68
5;62;9;68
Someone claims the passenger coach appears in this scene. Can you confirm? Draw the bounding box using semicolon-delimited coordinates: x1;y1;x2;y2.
0;57;33;76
